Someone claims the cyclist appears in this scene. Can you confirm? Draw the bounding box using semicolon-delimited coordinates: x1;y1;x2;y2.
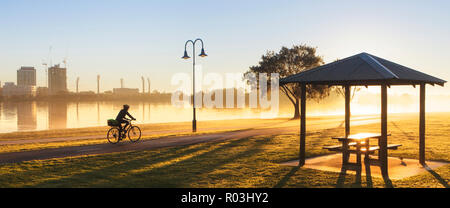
116;104;136;138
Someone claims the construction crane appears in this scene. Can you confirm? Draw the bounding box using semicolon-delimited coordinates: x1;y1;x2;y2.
42;46;52;88
63;45;68;68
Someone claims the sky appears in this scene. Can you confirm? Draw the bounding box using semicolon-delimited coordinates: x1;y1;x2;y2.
0;0;449;95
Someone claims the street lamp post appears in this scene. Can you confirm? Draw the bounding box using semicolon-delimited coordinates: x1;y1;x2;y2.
182;38;207;132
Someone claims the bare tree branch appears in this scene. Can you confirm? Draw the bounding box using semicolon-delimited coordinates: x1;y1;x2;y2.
281;85;296;105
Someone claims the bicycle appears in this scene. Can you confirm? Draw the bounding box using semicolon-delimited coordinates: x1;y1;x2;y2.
107;118;142;144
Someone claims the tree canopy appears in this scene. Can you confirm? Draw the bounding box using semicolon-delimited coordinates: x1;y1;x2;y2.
245;44;331;119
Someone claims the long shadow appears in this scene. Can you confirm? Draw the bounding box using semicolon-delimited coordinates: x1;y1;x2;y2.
424;164;449;188
261;119;292;127
336;167;370;188
93;137;258;187
27;143;214;187
273;166;299;188
337;121;344;128
390;121;415;140
153;138;266;187
336;167;348;188
65;135;262;188
335;158;382;188
382;174;393;188
365;161;373;188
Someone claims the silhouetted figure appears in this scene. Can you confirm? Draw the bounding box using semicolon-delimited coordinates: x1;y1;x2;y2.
116;104;136;137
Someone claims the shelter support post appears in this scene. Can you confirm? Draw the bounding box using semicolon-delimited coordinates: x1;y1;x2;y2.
380;84;388;177
299;84;306;166
343;85;351;164
419;83;426;165
345;85;351;137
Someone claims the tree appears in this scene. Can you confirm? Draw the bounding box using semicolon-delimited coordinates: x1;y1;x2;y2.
245;45;330;119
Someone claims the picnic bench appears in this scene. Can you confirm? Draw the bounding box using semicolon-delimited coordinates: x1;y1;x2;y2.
323;133;402;171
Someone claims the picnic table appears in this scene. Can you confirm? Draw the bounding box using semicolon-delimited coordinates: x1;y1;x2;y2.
324;133;401;171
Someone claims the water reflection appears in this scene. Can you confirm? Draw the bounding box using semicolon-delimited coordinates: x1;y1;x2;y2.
2;102;16;120
97;102;100;123
48;101;67;130
76;102;79;124
0;100;288;133
17;101;37;130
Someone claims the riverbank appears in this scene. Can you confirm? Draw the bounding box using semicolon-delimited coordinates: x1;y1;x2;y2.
1;112;445;142
0;113;382;153
0;112;448;187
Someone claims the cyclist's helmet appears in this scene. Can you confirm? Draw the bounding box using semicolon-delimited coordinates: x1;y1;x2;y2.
123;104;130;110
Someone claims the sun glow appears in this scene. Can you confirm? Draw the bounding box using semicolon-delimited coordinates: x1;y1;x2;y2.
290;85;450;117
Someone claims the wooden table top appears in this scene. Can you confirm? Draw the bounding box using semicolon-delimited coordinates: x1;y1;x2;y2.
332;133;391;141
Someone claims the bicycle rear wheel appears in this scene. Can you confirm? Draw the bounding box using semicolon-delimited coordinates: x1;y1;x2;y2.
128;126;141;142
107;127;120;144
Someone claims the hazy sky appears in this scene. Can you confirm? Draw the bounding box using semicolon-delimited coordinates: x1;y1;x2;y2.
1;0;449;95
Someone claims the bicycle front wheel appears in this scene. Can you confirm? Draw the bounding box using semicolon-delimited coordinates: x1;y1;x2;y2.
128;126;141;142
107;127;120;144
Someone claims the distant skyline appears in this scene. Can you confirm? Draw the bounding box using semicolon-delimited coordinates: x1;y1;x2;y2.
1;0;449;95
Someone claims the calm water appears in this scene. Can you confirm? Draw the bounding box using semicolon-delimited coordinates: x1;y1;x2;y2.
2;93;436;133
0;101;289;133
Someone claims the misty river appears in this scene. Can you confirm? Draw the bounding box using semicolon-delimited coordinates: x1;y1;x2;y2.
0;101;293;133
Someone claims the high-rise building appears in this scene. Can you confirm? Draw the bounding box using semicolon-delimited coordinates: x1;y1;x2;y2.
48;64;67;95
17;67;36;86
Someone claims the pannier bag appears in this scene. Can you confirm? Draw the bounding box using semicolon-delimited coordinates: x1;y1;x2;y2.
107;119;119;126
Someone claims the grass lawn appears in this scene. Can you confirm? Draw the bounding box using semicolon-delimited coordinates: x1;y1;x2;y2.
0;113;448;188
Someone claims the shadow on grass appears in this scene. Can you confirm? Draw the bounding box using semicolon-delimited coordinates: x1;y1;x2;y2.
28;136;267;187
27;143;214;187
336;159;393;188
390;121;415;140
273;166;299;188
123;137;266;187
424;164;449;188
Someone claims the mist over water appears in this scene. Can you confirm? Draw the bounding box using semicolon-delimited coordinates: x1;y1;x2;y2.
0;88;449;133
0;101;286;133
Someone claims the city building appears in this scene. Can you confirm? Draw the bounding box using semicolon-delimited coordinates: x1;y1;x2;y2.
0;67;38;97
17;67;36;86
113;88;139;95
36;87;48;96
2;82;37;97
48;64;67;95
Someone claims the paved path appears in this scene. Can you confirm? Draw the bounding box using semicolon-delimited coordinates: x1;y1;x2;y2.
0;115;379;145
281;153;449;180
0;116;380;164
0;127;296;164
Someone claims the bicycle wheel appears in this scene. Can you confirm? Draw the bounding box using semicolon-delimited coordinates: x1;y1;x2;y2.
107;127;120;144
128;126;141;142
